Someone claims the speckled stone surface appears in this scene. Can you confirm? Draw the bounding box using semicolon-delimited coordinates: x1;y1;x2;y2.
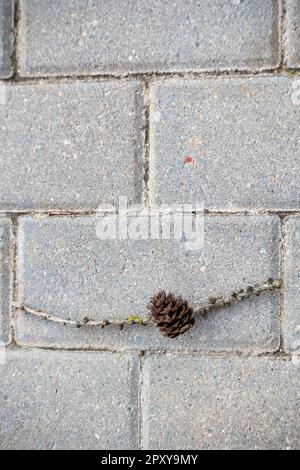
285;0;300;68
150;77;300;211
284;217;300;352
18;0;279;76
0;218;11;343
0;82;143;210
0;0;13;78
0;350;139;449
0;0;298;452
141;355;300;450
16;215;280;352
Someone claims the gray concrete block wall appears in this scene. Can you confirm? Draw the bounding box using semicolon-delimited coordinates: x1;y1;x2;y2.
141;356;300;450
0;0;14;78
285;0;300;68
149;77;300;210
284;217;300;353
0;0;299;450
0;82;144;210
15;215;280;352
0;350;139;449
18;0;279;76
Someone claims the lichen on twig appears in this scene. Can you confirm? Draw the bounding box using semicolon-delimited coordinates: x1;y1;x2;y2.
193;278;281;316
14;278;281;332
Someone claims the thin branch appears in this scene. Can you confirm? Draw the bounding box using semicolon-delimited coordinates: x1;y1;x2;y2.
14;305;148;329
193;278;281;316
14;278;281;330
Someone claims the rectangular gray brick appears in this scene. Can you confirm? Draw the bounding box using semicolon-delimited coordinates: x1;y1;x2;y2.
16;215;280;352
150;77;300;211
0;0;13;78
18;0;279;77
0;350;139;449
141;355;300;450
0;81;143;211
0;218;11;343
285;0;300;68
284;217;300;353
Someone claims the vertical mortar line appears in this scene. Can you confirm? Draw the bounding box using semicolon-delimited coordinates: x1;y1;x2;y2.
278;214;287;353
137;350;145;450
279;0;287;68
12;0;21;80
9;214;19;346
142;79;150;209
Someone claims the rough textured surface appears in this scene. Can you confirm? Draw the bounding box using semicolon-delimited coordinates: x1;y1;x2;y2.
142;356;300;450
0;82;143;210
18;0;279;76
150;77;300;211
285;0;300;68
0;218;11;343
0;0;13;78
0;350;139;450
16;215;280;351
0;1;298;451
284;217;300;352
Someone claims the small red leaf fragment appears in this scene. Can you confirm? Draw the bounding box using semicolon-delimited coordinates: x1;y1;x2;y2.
184;156;194;164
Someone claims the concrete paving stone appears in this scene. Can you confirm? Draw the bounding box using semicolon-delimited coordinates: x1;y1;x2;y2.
4;0;297;454
0;0;13;78
16;215;280;352
141;355;300;450
150;77;300;211
18;0;279;76
0;81;143;210
285;0;300;68
0;349;139;449
0;218;11;343
284;217;300;353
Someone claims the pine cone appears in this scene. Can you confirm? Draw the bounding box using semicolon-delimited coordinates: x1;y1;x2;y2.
148;290;194;338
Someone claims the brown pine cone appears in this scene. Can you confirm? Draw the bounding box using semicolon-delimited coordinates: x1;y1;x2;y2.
147;290;194;338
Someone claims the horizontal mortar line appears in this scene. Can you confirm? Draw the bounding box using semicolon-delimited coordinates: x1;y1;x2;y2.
5;343;292;359
2;67;300;85
0;209;299;218
141;349;292;359
204;209;300;217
